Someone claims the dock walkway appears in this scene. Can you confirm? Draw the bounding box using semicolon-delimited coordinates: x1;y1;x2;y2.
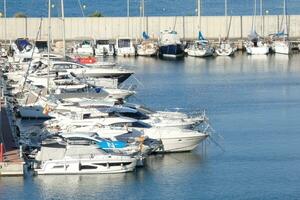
0;74;24;176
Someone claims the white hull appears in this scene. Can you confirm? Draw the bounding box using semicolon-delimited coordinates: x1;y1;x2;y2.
95;45;115;56
35;157;137;175
18;106;49;119
142;128;208;152
157;135;208;152
246;46;269;55
216;47;234;56
274;42;290;55
137;48;157;56
73;48;94;56
186;49;214;57
116;49;136;57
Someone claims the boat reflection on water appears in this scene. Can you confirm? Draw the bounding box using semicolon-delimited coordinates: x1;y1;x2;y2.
32;151;206;197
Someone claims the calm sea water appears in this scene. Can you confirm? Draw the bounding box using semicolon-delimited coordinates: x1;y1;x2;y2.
1;0;300;17
1;52;300;199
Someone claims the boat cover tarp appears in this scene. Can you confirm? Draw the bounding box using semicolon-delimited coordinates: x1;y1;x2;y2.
15;38;32;51
142;32;150;40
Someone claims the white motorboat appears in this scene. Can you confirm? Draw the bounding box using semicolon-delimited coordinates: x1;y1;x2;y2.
44;111;208;153
11;38;40;60
115;37;136;56
72;40;94;56
185;32;214;57
34;136;137;175
95;40;115;56
158;30;184;58
35;60;134;84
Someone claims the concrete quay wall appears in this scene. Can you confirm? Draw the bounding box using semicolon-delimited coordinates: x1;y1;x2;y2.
0;15;299;41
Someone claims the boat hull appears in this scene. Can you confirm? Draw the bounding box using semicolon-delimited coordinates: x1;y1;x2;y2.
159;44;184;58
35;158;137;175
156;135;208;152
246;46;269;55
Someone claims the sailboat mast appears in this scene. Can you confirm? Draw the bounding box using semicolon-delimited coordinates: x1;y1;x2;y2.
142;0;145;32
127;0;130;36
260;0;263;36
252;0;257;32
225;0;227;37
283;0;287;33
61;0;66;58
197;0;201;30
47;0;51;94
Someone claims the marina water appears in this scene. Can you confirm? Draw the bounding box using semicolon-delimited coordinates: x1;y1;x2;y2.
1;52;300;199
2;0;300;17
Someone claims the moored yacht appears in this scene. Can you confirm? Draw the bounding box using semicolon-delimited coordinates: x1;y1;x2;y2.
34;136;137;175
158;30;184;58
115;37;136;57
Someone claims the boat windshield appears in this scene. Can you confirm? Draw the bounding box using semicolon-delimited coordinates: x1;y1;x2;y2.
118;39;131;48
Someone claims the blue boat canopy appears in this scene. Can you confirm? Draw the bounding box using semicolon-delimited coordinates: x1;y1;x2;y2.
97;141;127;149
15;38;32;51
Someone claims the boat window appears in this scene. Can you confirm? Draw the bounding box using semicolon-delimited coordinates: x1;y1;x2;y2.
120;111;149;120
96;40;109;45
118;39;131;48
82;113;91;119
80;165;97;170
131;121;151;128
52;165;64;169
53;64;72;70
72;64;83;69
67;137;93;145
109;162;132;166
92;163;107;166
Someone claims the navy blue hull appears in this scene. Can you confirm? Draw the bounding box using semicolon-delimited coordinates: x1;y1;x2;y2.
159;44;184;58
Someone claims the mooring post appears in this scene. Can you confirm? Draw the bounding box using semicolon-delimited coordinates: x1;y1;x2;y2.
0;143;3;162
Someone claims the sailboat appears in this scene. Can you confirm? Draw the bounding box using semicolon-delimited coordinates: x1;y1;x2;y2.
137;32;158;56
215;0;236;56
244;0;269;55
272;0;290;55
137;0;158;56
185;0;214;57
185;32;214;57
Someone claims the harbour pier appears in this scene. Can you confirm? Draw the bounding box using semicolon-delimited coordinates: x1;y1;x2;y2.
0;73;24;176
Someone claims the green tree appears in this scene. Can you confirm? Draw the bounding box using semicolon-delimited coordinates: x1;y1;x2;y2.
89;11;103;17
14;12;27;18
